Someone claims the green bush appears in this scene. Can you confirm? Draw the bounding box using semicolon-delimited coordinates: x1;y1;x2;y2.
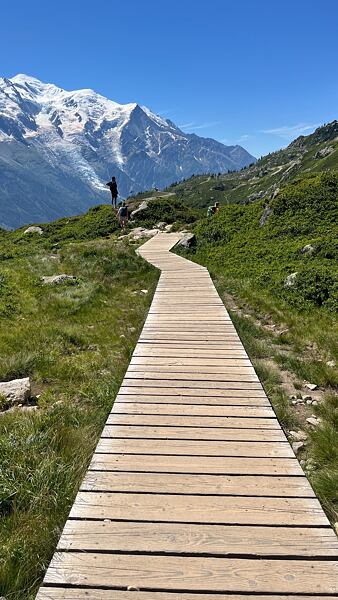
133;197;199;228
285;267;336;309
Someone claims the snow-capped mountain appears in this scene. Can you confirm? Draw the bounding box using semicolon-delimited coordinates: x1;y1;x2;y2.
0;75;256;228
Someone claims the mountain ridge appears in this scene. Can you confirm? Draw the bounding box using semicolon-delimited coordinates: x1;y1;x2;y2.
0;74;255;228
168;120;338;208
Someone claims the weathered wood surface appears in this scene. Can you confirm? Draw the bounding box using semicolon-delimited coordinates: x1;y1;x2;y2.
37;233;338;599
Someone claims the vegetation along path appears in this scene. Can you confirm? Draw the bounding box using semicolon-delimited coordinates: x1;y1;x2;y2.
37;233;338;598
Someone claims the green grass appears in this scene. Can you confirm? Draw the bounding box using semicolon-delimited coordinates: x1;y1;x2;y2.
308;395;338;521
0;235;158;599
129;195;200;229
177;170;338;523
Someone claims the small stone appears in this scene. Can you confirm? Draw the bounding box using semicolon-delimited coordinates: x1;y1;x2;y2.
326;360;335;368
0;377;31;406
312;400;318;406
291;400;297;405
284;272;297;287
305;383;318;391
306;399;313;405
306;416;321;427
20;405;38;412
301;244;315;255
289;430;308;441
140;289;148;295
292;441;304;455
41;274;77;285
177;233;196;249
302;395;312;402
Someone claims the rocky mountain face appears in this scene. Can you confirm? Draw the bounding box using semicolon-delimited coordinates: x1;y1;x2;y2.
0;75;255;228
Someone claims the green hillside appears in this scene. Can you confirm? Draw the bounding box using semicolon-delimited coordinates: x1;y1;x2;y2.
166;120;338;208
179;169;338;523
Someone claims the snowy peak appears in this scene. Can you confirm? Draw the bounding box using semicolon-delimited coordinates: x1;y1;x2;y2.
0;74;256;228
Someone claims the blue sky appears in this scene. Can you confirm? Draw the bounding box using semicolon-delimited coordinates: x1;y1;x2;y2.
1;0;337;157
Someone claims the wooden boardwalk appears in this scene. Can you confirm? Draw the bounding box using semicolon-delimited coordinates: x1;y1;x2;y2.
37;233;338;599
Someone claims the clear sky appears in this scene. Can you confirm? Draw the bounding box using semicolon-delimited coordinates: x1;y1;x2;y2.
1;0;337;158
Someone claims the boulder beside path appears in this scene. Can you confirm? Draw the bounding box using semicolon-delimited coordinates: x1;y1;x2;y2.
0;377;31;406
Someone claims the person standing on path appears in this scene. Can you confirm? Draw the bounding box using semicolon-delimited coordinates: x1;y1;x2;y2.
106;176;118;208
117;201;128;229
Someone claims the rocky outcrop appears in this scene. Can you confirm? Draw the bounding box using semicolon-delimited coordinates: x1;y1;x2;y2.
24;226;43;235
0;377;31;406
177;233;196;249
259;206;273;226
314;146;334;159
130;201;148;220
301;244;315;255
41;274;77;285
127;227;160;241
284;272;298;287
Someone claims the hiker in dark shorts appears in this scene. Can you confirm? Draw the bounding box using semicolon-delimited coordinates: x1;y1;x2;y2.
106;176;118;208
117;201;128;229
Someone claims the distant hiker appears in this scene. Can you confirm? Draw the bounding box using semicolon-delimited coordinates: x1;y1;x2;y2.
117;201;128;229
106;176;118;208
207;201;220;217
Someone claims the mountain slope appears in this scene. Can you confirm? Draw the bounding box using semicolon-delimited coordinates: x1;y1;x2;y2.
170;120;338;207
0;75;255;228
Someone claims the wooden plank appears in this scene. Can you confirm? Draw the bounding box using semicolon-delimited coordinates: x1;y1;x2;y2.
89;453;301;475
36;592;338;600
147;313;230;318
120;386;266;397
115;393;271;405
107;414;279;429
112;403;274;418
132;348;248;358
43;553;338;593
95;438;294;458
124;371;259;382
139;334;240;340
58;519;338;556
130;357;252;366
122;379;263;390
101;425;286;441
81;471;315;497
70;492;328;526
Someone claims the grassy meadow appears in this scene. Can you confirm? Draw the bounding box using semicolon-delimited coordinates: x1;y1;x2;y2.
0;213;158;598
